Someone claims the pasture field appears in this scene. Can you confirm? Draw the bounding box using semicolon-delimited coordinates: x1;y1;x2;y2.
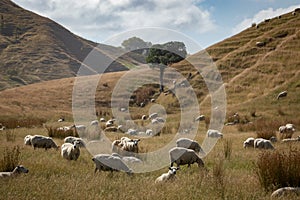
0;124;299;200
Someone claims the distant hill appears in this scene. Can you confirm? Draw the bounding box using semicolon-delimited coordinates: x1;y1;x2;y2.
0;8;299;122
0;0;143;90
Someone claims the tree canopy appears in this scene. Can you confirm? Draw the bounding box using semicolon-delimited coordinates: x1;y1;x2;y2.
121;36;152;51
146;41;187;65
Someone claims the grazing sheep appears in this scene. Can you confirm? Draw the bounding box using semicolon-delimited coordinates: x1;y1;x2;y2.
279;124;296;139
271;187;300;198
0;123;6;131
256;41;266;47
111;153;142;164
146;129;153;136
142;115;147;120
100;118;106;122
207;129;223;138
64;136;85;148
269;136;277;143
243;137;255;148
127;129;138;135
155;117;165;123
150;98;155;103
24;135;33;146
104;126;118;132
92;154;133;175
277;91;287;100
0;165;29;178
195;115;205;122
71;124;86;134
176;138;204;154
106;121;114;128
57;118;65;122
149;113;158;120
254;138;274;150
281;136;300;143
31;135;59;150
292;11;296;16
112;137;140;156
155;167;180;183
61;141;81;161
169;147;204;168
90;120;99;126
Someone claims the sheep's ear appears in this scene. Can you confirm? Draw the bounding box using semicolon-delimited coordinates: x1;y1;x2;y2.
168;167;172;170
177;167;180;170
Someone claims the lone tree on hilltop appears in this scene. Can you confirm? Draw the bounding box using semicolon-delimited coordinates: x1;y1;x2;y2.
146;41;187;92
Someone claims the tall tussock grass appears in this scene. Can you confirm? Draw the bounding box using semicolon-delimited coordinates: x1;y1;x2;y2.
0;117;46;129
0;146;20;172
256;147;300;191
45;126;79;139
5;129;16;142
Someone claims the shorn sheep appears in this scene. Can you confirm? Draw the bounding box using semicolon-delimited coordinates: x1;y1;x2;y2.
176;138;204;154
207;129;223;138
31;135;59;150
92;154;133;175
254;138;275;150
0;165;29;178
271;187;300;198
61;141;81;161
243;137;255;148
64;136;85;148
155;166;180;183
169;147;205;168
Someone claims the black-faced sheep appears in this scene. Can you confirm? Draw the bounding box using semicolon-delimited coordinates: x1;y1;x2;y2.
155;166;180;183
31;135;59;150
0;165;29;178
271;187;300;198
61;141;81;161
176;138;204;154
169;147;204;168
92;154;133;175
243;137;255;148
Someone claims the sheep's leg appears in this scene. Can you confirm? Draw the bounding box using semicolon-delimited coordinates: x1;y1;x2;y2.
94;168;98;173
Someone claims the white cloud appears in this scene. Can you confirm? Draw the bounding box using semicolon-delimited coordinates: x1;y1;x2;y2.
12;0;215;44
232;4;300;34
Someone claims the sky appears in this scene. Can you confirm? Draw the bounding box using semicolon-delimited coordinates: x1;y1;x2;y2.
11;0;300;53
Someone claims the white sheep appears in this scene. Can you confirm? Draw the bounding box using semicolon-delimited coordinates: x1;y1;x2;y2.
149;113;158;120
61;141;81;161
0;123;6;131
106;121;114;128
31;135;59;150
281;136;300;143
254;138;274;150
207;129;223;138
243;137;255;148
127;129;138;135
155;166;180;183
57;118;65;122
195;115;205;122
64;136;85;147
271;187;300;198
111;153;142;164
176;138;204;154
141;115;147;120
169;147;205;168
92;154;133;175
279;124;296;139
112;137;140;156
99;118;106;122
277;91;287;100
90;120;99;126
72;125;86;133
0;165;29;178
146;129;153;136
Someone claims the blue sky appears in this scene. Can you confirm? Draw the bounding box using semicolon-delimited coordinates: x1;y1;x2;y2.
12;0;300;53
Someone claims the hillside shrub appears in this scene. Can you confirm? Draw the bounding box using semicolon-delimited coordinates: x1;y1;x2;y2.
256;147;300;191
0;146;20;172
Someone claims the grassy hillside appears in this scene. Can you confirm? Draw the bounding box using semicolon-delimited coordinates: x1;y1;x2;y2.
0;0;146;91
